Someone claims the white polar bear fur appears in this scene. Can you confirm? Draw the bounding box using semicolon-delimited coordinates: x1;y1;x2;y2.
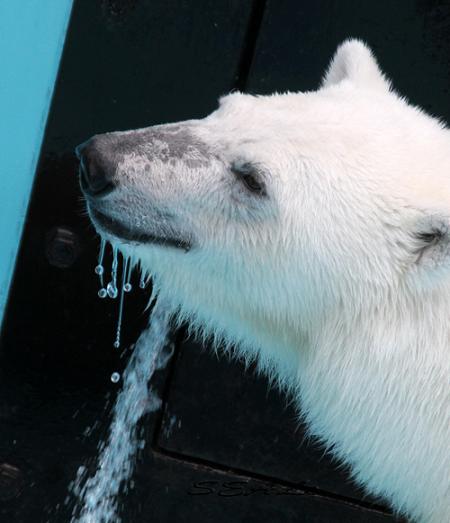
89;40;450;523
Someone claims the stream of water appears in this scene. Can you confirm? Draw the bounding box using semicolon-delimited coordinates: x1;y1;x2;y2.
68;250;171;522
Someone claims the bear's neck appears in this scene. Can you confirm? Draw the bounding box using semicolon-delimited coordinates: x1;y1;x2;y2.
161;272;449;522
291;293;449;521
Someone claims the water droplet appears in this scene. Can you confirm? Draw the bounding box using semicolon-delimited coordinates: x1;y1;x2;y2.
96;238;107;288
139;274;149;289
113;340;120;349
98;288;107;299
110;372;120;383
107;282;118;299
124;259;133;293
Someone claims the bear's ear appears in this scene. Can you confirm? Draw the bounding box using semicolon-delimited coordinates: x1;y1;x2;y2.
410;214;450;276
321;39;391;91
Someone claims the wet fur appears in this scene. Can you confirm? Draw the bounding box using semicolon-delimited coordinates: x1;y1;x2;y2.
84;40;450;523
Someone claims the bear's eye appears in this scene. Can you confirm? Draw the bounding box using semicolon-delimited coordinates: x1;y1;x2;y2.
231;162;266;196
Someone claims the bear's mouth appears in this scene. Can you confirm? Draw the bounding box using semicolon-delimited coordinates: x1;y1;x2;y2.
89;207;192;251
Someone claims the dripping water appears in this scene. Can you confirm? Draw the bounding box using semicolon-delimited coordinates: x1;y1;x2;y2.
123;257;133;293
107;246;119;299
96;238;107;298
139;273;150;289
94;241;137;350
69;238;172;521
113;257;130;349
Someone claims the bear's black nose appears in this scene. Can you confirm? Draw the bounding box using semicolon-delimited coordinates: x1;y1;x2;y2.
76;139;116;197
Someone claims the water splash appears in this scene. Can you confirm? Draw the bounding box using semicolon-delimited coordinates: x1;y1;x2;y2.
69;297;171;523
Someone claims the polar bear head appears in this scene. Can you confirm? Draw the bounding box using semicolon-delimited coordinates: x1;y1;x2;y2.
77;39;450;384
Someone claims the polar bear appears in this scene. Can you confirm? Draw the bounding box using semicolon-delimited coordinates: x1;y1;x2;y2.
77;40;450;523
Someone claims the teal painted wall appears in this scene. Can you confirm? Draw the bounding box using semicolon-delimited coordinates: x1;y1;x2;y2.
0;1;73;325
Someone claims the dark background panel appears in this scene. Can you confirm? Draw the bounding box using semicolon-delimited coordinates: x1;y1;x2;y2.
129;452;396;523
156;338;395;510
0;354;175;523
45;0;257;153
247;0;450;123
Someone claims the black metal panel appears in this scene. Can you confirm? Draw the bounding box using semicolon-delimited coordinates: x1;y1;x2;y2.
0;365;396;523
246;0;450;123
129;453;396;523
0;351;171;523
157;338;401;516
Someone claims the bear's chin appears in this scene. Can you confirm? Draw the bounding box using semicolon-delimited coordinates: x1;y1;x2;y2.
89;207;192;252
